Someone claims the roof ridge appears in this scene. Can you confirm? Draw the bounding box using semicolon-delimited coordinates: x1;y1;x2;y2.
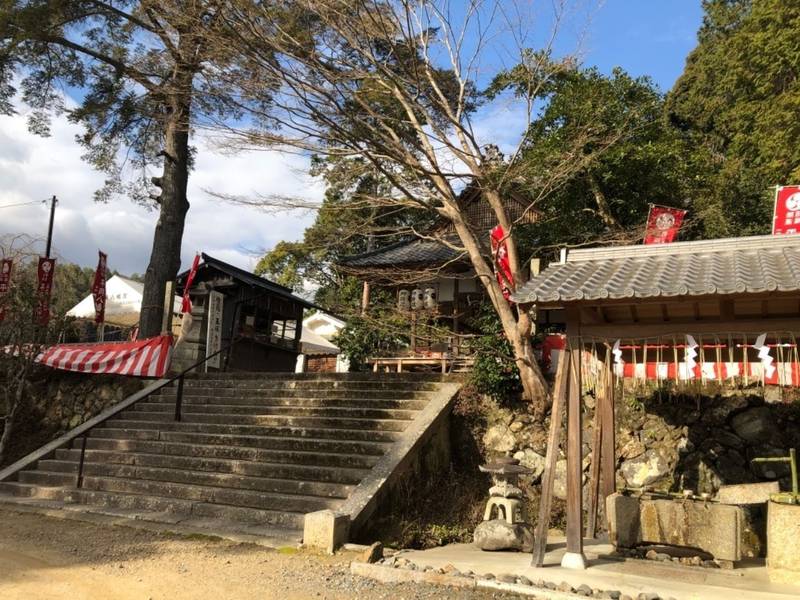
566;234;800;263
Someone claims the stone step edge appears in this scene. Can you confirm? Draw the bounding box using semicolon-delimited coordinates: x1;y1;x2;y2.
121;411;417;424
49;452;372;480
88;428;396;451
20;468;353;500
47;472;342;507
0;496;303;548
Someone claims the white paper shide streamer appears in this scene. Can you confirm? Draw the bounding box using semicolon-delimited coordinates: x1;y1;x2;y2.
685;334;699;378
753;333;775;379
612;339;623;367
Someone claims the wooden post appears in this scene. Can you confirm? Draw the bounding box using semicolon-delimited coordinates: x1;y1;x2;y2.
361;281;370;315
162;281;175;334
96;322;105;343
294;304;303;352
599;353;617;507
562;339;587;569
531;348;568;566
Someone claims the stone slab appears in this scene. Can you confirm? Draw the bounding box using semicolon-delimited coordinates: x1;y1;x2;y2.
767;501;800;585
718;482;779;505
606;492;762;561
303;509;350;554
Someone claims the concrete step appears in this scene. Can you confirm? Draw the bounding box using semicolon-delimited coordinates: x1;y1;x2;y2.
0;481;66;500
112;413;410;433
71;474;339;514
48;451;369;484
158;387;433;399
64;488;306;529
69;436;381;469
146;396;429;410
130;402;421;420
19;465;353;499
96;419;404;442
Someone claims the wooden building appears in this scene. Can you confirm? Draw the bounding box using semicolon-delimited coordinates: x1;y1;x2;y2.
338;186;541;369
173;253;316;373
512;233;800;569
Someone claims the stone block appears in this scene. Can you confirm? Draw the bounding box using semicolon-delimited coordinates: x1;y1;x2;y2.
473;519;534;552
767;501;800;585
717;481;778;505
303;510;350;554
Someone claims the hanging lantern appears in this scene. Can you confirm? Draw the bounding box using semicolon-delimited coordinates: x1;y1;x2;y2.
423;287;437;310
411;288;424;310
398;289;410;311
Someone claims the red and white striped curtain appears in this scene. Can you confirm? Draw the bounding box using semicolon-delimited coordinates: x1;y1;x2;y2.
36;335;173;378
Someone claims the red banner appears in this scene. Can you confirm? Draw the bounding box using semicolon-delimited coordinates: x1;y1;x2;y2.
182;253;200;314
34;257;56;326
643;205;686;244
490;225;514;300
772;185;800;235
37;335;173;378
92;251;107;324
0;258;12;322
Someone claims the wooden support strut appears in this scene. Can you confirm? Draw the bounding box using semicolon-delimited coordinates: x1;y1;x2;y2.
531;348;569;567
563;341;586;568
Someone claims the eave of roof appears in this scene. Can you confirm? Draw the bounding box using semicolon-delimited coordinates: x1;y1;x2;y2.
177;253;317;310
512;234;800;305
338;235;467;268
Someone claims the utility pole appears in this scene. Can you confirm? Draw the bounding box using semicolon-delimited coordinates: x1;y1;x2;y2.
44;195;57;258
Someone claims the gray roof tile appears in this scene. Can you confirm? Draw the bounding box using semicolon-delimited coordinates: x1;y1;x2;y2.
513;234;800;304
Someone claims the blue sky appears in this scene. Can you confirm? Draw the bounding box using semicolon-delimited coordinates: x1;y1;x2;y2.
583;1;703;91
0;1;705;276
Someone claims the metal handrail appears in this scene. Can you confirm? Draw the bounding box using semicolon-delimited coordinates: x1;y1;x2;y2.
73;336;243;488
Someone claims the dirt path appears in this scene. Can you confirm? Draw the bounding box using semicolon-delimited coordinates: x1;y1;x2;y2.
0;507;523;600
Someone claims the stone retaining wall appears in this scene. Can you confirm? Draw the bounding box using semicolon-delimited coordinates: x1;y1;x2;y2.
0;368;144;467
482;384;800;506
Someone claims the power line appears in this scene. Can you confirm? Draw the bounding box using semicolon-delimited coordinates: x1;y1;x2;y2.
0;199;43;210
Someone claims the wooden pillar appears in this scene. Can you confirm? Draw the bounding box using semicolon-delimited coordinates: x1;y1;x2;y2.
162;281;175;334
599;358;617;504
360;281;370;315
293;303;303;352
562;336;587;569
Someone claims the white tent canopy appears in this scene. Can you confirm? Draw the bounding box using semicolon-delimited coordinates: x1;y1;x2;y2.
66;275;180;327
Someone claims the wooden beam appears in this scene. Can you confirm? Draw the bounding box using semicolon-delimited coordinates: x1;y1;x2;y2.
577;317;800;339
564;341;585;561
630;305;639;323
531;348;568;567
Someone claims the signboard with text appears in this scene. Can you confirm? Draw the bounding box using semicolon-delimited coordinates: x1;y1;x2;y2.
205;290;224;370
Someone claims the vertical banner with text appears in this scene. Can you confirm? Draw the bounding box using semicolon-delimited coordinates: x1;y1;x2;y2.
0;258;13;322
92;251;108;324
205;290;224;371
772;185;800;235
34;257;56;326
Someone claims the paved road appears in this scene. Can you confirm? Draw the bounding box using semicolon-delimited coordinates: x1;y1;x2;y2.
0;507;524;600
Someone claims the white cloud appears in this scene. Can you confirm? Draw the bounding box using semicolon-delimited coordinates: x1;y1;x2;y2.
0;101;321;276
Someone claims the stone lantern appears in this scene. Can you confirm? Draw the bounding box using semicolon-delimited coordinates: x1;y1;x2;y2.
473;455;535;552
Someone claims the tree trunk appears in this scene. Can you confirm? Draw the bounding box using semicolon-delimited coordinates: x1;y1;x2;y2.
138;94;192;338
445;203;550;412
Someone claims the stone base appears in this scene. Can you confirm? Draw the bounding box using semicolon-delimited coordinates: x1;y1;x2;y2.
473;519;534;552
303;510;350;554
767;501;800;584
560;551;587;570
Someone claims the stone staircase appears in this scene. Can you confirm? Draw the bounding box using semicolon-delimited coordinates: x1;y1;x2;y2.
0;373;459;542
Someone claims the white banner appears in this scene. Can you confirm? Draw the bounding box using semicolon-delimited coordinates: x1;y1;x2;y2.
205;291;224;370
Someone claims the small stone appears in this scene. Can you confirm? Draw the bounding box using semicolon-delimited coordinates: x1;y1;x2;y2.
557;581;574;593
441;563;457;574
620;596;633;600
645;550;658;560
637;594;660;600
602;592;622;600
576;583;593;596
544;580;557;590
509;421;524;433
497;574;516;584
516;575;532;586
690;556;702;566
360;541;383;564
655;552;671;562
483;573;495;580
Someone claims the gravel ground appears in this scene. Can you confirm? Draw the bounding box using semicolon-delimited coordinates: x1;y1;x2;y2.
0;507;527;600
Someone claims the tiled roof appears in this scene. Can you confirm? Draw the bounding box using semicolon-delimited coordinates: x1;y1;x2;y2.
339;235;466;268
512;234;800;305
